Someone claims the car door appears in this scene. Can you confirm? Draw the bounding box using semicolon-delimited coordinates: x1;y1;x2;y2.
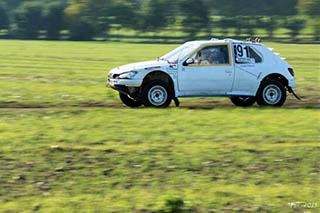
178;44;234;96
232;43;264;94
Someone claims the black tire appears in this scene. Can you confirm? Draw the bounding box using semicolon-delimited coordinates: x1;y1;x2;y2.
119;93;142;108
230;96;256;107
141;80;172;108
256;79;287;107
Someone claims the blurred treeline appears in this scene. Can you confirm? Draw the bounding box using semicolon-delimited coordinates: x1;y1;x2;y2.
0;0;319;42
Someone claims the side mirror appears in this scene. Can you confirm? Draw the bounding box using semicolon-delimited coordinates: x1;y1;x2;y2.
185;58;194;65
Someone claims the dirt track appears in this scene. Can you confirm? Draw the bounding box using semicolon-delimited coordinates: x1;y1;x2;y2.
0;98;319;110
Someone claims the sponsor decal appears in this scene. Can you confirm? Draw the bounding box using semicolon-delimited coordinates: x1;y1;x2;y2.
167;64;178;78
144;66;161;70
169;64;177;70
240;64;255;68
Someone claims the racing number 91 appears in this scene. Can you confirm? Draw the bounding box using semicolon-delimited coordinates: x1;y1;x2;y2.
236;45;249;58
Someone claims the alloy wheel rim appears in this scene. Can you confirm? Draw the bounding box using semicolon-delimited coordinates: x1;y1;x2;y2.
148;85;167;106
263;84;281;105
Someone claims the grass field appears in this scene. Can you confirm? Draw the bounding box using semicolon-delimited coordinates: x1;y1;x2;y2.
0;40;319;212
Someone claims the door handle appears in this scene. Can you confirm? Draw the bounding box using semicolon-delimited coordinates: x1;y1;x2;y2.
225;70;232;74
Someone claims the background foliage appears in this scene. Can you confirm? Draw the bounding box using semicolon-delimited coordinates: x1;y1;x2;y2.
0;0;319;41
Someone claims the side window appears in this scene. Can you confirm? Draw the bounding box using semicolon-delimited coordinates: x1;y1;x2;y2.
234;45;262;64
193;45;230;65
249;47;262;63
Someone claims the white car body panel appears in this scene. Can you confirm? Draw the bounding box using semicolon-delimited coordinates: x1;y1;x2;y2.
107;39;296;99
108;78;143;87
178;64;234;96
112;60;168;75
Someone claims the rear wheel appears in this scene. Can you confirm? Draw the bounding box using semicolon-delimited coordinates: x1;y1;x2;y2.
256;79;287;107
230;96;256;107
141;80;172;108
119;93;142;108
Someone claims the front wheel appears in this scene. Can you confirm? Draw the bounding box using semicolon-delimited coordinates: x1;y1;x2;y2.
230;96;256;107
141;80;172;108
256;80;287;107
119;93;142;108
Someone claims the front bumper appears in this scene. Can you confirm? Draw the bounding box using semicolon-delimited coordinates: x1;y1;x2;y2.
107;78;143;87
107;78;142;99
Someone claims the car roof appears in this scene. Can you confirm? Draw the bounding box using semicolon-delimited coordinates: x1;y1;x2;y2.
185;38;264;47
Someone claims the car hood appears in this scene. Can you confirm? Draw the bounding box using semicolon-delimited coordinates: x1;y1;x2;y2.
111;60;169;74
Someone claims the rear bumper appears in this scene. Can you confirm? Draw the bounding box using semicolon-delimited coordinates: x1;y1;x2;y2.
288;79;296;88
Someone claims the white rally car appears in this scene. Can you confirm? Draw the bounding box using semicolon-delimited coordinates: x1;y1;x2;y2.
107;38;298;108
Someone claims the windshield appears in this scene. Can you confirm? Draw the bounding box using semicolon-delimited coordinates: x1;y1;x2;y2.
160;43;196;64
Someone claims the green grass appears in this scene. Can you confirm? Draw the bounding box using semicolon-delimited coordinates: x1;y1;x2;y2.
0;40;319;212
0;108;319;212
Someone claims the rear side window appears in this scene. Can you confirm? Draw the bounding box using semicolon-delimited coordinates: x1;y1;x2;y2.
249;47;262;63
234;45;262;64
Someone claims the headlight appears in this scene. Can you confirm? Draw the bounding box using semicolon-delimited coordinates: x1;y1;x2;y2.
118;71;138;79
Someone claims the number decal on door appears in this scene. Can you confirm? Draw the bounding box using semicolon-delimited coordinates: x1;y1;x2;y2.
235;44;253;63
237;45;243;57
236;45;249;58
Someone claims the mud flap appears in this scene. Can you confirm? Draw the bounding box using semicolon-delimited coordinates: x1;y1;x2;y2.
173;98;180;107
288;87;301;101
